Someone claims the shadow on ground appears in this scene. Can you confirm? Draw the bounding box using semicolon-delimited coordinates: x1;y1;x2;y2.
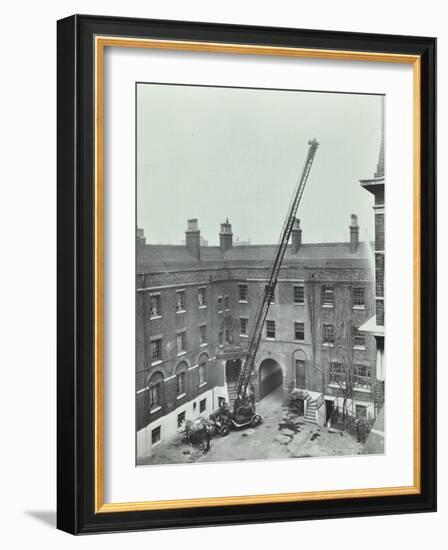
25;510;56;528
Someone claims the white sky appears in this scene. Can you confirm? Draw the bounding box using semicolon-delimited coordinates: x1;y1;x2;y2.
137;84;382;245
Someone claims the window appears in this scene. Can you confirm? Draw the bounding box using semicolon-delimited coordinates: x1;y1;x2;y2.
265;284;275;304
199;324;207;345
329;362;345;386
240;318;248;335
239;284;248;302
217;296;223;312
176;290;186;312
149;294;161;317
354;365;372;390
148;372;163;410
176;331;186;355
151;338;162;362
294;285;304;304
321;285;334;306
294;322;305;341
218;397;226;408
200;398;206;413
224;295;230;310
353;330;366;348
198;287;207;307
266;320;276;339
322;324;335;345
177;411;186;429
218;330;223;346
199;363;207;385
151;426;161;444
176;368;186;396
353;286;365;307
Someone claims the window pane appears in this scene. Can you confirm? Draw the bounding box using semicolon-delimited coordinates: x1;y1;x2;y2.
322;285;334;305
151;339;162;361
353;286;365;306
176;372;185;395
294;286;304;304
149;294;161;316
198;288;206;306
176;291;185;311
266;320;275;338
177;332;186;354
151;426;161;444
323;324;334;344
294;322;305;340
177;411;186;428
239;284;248;301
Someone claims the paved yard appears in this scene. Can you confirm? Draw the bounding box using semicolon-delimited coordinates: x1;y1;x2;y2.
139;388;364;466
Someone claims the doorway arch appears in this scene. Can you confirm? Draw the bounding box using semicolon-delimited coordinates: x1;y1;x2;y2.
259;358;283;399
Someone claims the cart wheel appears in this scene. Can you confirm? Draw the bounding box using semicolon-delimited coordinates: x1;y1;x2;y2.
220;425;230;436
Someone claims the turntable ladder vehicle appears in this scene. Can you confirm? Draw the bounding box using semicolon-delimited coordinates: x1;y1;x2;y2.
233;139;319;415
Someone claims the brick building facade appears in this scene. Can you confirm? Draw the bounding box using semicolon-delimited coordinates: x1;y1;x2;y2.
136;214;378;460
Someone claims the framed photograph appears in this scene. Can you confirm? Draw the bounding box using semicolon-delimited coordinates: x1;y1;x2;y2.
57;15;436;534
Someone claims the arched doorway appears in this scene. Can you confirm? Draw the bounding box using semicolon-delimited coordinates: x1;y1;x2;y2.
259;358;283;400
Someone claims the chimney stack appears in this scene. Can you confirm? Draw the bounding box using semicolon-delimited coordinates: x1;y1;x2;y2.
185;218;200;259
349;214;359;253
219;218;233;252
291;218;302;253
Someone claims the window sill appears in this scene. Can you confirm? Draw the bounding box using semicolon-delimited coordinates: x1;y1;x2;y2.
240;334;248;338
322;304;334;309
353;345;366;351
150;406;162;414
200;343;208;347
353;386;372;393
218;310;223;314
176;392;186;400
294;303;305;307
294;338;305;343
322;343;334;348
238;300;248;304
150;314;162;320
176;309;186;315
328;383;345;390
177;351;187;357
151;359;163;366
199;382;207;388
353;305;365;311
198;305;207;309
266;337;276;341
151;438;162;448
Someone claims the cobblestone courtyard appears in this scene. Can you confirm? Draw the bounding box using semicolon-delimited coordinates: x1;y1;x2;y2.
139;388;364;466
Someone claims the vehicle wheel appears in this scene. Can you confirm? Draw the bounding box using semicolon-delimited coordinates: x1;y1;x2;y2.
251;415;261;428
220;426;230;436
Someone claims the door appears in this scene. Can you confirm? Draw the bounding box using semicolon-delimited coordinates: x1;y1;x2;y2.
295;359;305;388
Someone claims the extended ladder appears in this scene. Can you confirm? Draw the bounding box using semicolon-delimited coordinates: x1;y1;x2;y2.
234;139;319;408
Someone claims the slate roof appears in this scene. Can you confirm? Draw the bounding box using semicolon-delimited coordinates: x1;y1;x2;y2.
137;241;372;273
